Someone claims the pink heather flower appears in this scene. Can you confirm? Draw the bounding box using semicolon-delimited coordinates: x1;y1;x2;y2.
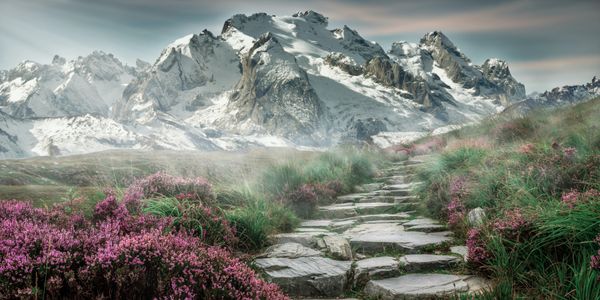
563;147;577;159
0;199;287;299
493;209;532;240
447;197;466;227
518;143;535;154
466;228;490;264
561;190;581;208
449;176;467;197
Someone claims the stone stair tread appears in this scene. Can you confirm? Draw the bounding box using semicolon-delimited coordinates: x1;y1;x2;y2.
254;256;352;297
300;220;333;228
402;217;439;226
354;256;401;287
399;254;462;271
364;273;488;299
404;224;447;232
342;222;452;254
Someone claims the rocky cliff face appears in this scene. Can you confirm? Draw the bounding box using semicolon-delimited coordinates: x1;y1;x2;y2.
113;31;241;124
0;52;140;119
227;33;330;144
502;76;599;117
420;31;525;105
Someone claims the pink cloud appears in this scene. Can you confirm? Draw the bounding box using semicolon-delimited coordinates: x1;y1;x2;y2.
317;0;580;35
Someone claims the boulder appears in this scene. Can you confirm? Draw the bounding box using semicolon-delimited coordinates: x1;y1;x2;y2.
322;235;353;260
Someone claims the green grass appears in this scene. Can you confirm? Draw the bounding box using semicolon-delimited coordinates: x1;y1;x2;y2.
413;97;600;298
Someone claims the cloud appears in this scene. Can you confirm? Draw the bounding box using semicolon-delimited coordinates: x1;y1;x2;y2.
511;55;600;71
319;0;584;35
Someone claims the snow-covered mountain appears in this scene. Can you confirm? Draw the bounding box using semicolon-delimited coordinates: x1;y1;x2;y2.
502;76;600;117
1;11;534;158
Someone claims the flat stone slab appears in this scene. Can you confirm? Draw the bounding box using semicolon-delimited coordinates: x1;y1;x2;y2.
399;254;462;271
402;217;439;227
354;256;401;287
451;246;468;261
295;227;331;233
260;242;322;258
343;223;451;254
355;183;384;192
272;231;334;247
319;202;397;218
404;224;447;233
364;274;485;299
337;193;369;203
300;220;333;228
254;256;352;297
357;213;411;222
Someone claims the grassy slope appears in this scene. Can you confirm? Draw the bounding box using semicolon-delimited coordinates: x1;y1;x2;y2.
413;97;600;299
0;148;318;203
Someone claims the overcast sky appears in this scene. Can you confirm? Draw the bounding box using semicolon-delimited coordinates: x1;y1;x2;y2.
1;0;598;92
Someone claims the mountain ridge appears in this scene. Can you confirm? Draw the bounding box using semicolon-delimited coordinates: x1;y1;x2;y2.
0;10;594;159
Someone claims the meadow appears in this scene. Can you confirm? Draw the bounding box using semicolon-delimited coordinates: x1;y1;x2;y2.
409;97;600;299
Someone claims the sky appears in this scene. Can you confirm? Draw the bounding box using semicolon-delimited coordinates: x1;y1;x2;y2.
0;0;598;92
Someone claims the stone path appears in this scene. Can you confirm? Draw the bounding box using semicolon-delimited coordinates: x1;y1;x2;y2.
254;155;488;299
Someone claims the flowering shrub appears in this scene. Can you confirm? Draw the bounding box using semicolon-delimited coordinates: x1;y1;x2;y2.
284;184;318;218
144;196;238;247
518;143;535;154
0;199;286;299
466;228;490;265
124;172;213;205
446;176;467;228
561;189;600;208
492;209;532;241
591;235;600;275
563;147;577;159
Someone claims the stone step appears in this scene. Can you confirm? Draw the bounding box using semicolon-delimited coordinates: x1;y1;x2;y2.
353;256;401;288
384;182;424;190
364;274;489;300
254;256;352;297
404;223;447;232
317;202;397;219
398;254;462;272
354;182;384;193
336;193;370;203
342;222;452;254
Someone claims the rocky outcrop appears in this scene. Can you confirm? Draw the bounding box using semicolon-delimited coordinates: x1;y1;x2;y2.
481;58;526;102
0;52;138;119
227;33;330;144
502;76;599;117
324;52;363;76
114;31;240;123
420;31;525;105
332;25;387;62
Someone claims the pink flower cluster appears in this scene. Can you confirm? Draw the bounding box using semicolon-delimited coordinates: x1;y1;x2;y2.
591;235;600;273
446;176;467;227
563;147;577;159
0;199;287;299
447;197;466;227
466;228;490;265
518;143;535;154
492;208;532;240
124;172;213;204
284;184;319;218
561;189;600;208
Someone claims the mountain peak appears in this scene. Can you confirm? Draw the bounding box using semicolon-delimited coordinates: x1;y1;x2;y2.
52;55;66;66
292;10;328;25
421;31;456;49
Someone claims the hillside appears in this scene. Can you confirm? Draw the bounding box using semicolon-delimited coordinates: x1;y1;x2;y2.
406;97;600;298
